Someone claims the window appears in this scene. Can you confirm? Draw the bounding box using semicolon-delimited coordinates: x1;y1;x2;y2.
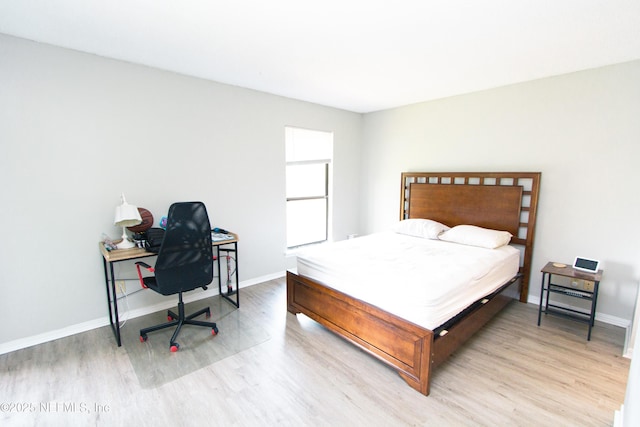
285;127;333;248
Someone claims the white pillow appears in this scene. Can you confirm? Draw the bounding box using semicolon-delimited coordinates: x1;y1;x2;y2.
392;219;450;239
438;225;512;249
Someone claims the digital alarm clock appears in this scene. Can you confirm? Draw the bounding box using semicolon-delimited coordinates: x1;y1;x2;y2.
573;257;600;273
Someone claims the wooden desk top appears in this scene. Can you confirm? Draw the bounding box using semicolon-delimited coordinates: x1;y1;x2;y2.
541;261;603;282
100;232;239;262
99;244;154;262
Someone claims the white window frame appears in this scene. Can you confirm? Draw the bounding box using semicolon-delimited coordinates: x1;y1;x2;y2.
285;127;333;249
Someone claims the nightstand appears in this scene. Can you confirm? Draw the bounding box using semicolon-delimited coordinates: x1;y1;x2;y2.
537;262;603;340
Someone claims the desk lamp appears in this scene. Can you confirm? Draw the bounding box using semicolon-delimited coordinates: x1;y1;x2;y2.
114;193;142;249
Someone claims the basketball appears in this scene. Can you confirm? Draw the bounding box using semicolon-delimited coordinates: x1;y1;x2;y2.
127;207;154;233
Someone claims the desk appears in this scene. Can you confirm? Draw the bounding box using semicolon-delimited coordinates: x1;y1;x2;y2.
100;233;239;346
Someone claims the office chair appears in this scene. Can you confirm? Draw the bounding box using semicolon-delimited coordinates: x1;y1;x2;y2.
135;201;218;352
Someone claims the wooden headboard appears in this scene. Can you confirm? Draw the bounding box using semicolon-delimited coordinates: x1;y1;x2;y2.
400;172;541;302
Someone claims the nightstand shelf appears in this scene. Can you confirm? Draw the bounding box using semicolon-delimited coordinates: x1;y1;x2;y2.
537;262;603;340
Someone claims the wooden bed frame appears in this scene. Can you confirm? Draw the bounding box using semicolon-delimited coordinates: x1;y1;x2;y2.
287;172;541;396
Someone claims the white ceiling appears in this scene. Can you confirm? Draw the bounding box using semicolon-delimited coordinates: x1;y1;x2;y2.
1;1;640;113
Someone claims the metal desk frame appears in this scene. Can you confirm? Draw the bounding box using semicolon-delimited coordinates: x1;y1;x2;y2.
100;233;239;346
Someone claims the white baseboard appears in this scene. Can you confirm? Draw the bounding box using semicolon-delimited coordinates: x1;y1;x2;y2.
527;295;633;358
623;325;634;359
0;272;286;356
527;295;631;329
0;317;111;357
614;405;623;427
2;275;627;356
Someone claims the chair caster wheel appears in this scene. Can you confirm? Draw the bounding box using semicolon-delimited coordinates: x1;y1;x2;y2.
212;326;219;335
205;309;211;319
140;335;147;343
170;343;180;352
167;315;173;321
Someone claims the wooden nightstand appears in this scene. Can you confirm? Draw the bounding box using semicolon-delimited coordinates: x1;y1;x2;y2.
537;262;603;340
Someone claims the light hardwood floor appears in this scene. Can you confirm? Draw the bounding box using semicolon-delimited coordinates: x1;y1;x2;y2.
0;278;630;426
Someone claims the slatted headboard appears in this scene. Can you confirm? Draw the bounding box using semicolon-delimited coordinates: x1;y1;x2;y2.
400;172;541;302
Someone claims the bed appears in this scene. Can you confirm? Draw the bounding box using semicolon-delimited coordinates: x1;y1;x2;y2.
286;172;541;396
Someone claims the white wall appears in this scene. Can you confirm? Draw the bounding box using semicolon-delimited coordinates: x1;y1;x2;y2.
0;34;362;347
360;60;640;324
2;31;638;349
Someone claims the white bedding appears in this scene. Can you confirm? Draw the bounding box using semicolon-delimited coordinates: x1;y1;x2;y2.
296;231;520;330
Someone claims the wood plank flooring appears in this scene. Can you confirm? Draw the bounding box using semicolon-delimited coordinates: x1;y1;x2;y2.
0;277;630;426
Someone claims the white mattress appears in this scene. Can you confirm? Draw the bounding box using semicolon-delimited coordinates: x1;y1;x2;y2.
296;231;520;330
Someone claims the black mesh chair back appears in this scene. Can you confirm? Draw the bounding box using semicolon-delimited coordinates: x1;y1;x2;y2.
135;201;218;352
154;202;213;295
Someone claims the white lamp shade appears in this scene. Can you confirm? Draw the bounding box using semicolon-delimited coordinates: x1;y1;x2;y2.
114;193;142;227
114;194;142;249
114;203;142;227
